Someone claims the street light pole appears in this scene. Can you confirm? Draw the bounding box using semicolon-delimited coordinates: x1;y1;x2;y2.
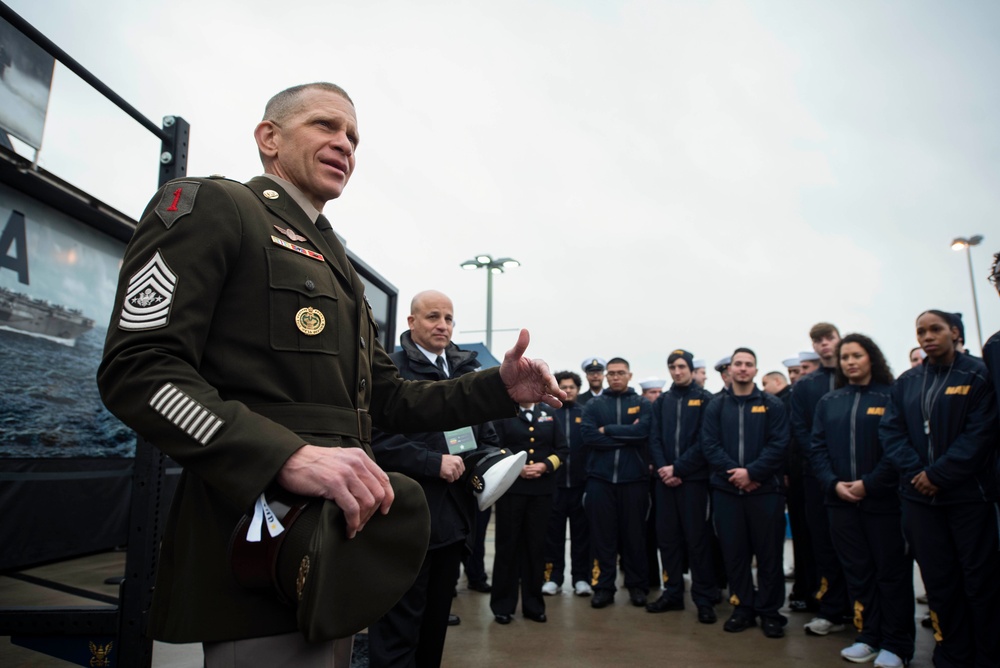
460;254;520;353
486;266;494;352
950;235;985;352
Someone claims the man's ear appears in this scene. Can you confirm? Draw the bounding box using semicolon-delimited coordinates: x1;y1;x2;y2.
254;120;279;159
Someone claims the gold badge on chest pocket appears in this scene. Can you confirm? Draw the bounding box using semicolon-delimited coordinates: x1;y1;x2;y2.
295;307;326;335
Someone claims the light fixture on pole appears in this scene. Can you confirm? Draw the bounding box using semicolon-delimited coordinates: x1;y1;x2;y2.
950;234;984;351
459;254;520;352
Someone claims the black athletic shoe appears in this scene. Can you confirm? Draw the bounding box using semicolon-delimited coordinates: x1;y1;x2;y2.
645;594;684;613
591;589;614;609
761;616;785;638
723;613;757;633
468;580;492;593
697;605;717;624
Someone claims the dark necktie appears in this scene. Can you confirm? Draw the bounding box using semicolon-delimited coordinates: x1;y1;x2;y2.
436;355;447;377
315;214;335;237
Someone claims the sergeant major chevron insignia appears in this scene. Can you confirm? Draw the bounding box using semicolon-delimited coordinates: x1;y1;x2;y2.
119;251;177;331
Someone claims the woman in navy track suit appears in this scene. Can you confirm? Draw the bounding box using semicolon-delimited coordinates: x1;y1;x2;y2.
809;334;913;667
880;310;1000;668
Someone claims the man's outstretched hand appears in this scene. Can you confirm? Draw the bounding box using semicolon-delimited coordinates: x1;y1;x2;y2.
499;329;566;408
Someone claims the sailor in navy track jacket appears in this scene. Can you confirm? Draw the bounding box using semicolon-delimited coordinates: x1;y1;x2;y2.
810;382;913;661
880;351;1000;667
649;381;717;608
580;387;651;594
700;385;789;620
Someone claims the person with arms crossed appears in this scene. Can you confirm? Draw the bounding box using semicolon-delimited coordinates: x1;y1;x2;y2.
581;357;652;609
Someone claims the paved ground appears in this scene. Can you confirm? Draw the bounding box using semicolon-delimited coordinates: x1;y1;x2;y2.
1;539;936;667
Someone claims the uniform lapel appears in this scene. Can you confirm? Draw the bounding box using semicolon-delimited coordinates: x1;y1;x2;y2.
244;177;353;286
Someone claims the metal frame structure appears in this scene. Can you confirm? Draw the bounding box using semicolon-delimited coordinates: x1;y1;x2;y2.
0;5;400;665
0;3;187;665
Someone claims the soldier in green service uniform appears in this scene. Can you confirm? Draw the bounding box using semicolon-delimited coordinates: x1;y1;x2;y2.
97;82;565;668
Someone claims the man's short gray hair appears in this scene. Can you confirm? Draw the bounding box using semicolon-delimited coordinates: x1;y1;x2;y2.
263;82;354;124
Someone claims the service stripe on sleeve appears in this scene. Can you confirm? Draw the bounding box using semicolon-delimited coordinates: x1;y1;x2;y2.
149;383;224;445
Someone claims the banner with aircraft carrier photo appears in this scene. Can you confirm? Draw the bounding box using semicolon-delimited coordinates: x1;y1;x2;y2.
0;181;134;457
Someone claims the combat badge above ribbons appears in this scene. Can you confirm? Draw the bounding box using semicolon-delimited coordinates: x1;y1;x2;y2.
295;307;325;336
273;224;307;242
119;251;177;331
155;181;201;228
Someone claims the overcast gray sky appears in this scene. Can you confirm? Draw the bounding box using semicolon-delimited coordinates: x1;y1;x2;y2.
7;0;1000;391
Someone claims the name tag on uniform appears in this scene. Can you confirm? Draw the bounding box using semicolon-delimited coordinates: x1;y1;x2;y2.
444;426;477;454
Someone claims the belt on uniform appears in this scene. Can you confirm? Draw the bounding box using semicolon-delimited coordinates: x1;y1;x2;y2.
248;402;372;442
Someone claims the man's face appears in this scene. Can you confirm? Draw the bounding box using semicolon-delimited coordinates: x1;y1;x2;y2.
642;388;662;402
719;368;732;388
787;366;802;384
812;332;841;363
407;293;454;355
693;367;707;386
586;369;605;392
605;363;631;393
729;353;757;385
558;379;580;403
260;89;358;209
668;359;693;386
799;359;820;375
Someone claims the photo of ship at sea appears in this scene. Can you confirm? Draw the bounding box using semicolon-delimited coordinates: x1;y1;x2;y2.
0;323;135;458
0;285;95;345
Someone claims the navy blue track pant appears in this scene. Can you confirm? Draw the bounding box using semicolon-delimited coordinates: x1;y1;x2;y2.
585;478;649;593
543;484;591;587
654;479;718;607
902;499;1000;668
712;490;785;618
804;474;850;621
827;506;915;660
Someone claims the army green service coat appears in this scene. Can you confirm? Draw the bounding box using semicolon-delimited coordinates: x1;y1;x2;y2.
98;176;515;642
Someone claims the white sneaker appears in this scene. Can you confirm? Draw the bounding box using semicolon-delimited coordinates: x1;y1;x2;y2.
541;581;559;595
574;580;593;596
873;649;904;668
804;617;846;636
840;643;878;663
